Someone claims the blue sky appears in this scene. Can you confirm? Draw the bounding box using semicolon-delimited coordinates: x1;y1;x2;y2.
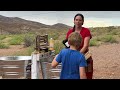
0;11;120;28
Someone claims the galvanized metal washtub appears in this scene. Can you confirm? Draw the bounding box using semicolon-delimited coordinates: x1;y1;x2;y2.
0;56;32;79
0;56;31;61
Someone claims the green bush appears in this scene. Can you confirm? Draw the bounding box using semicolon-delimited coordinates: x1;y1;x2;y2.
48;33;59;40
9;35;24;45
0;35;6;40
110;31;118;35
96;36;102;41
101;35;118;43
23;34;35;47
0;43;9;49
27;46;35;55
54;40;64;54
90;39;99;46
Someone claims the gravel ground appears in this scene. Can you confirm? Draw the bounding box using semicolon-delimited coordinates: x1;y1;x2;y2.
90;43;120;79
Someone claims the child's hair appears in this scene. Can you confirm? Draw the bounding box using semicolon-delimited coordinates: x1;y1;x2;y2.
68;32;82;50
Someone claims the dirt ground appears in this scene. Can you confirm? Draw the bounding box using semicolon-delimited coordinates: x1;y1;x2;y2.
90;43;120;79
0;43;120;79
0;45;27;56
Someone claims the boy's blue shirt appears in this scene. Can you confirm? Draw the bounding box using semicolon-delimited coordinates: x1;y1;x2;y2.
56;48;87;79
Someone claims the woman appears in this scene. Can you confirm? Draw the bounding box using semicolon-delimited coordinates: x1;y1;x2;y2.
64;13;93;79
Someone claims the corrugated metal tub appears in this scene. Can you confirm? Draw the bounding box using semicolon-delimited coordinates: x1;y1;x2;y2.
0;56;31;79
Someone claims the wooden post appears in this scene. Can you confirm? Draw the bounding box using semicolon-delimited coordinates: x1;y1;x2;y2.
31;52;40;79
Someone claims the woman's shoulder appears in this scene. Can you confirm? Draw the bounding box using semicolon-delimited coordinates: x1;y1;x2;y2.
82;27;90;31
67;28;73;33
68;27;73;31
82;27;91;33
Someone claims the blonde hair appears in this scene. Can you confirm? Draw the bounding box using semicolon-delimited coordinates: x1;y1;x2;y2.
68;32;82;50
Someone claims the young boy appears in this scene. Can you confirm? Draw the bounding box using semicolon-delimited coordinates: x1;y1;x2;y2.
51;32;87;79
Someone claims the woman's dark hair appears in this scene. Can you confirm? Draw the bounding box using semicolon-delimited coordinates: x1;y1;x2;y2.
73;13;84;32
62;13;84;48
74;13;84;21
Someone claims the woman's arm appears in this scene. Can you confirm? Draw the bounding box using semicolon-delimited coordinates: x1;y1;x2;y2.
51;54;59;68
80;36;90;54
79;67;87;79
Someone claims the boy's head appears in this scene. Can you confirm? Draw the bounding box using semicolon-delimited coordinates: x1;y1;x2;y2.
68;32;82;50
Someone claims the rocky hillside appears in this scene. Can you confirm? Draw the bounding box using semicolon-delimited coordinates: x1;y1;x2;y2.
0;15;71;34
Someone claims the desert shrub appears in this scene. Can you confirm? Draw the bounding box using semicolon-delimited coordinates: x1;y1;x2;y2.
9;35;24;45
0;43;9;49
27;46;35;55
90;39;99;46
119;34;120;38
0;35;6;40
23;34;35;47
101;35;118;43
110;31;118;35
96;36;102;41
48;33;59;40
54;40;64;54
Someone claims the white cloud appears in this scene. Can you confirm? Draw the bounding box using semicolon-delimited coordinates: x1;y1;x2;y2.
21;16;58;25
83;18;113;27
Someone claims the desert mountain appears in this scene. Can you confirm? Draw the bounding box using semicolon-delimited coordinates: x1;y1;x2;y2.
0;15;71;34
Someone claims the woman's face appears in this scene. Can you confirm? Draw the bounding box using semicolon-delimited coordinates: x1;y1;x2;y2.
74;16;84;27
